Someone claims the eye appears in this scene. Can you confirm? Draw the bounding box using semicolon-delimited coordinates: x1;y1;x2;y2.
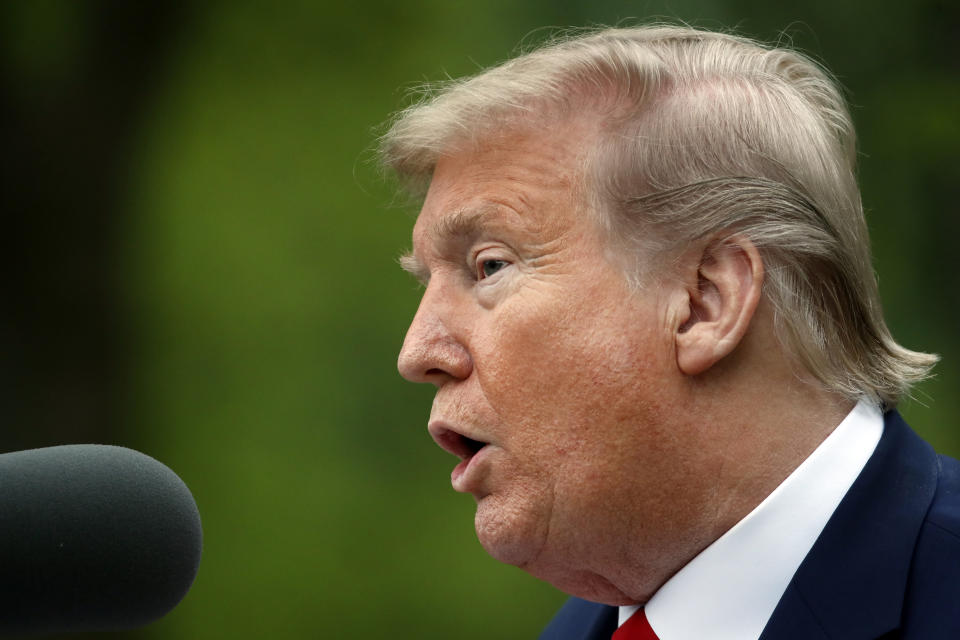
479;259;509;279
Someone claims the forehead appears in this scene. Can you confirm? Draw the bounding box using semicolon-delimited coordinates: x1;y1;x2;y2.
412;124;591;251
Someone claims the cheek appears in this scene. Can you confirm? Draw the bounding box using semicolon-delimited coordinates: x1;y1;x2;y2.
476;286;675;463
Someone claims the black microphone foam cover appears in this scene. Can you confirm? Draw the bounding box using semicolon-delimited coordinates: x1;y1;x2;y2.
0;445;202;635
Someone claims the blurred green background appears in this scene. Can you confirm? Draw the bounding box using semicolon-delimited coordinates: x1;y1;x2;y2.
2;1;956;638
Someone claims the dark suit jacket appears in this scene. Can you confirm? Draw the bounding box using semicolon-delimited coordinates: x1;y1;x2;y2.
539;411;960;639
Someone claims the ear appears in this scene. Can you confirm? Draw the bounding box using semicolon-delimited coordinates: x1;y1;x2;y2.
674;235;764;376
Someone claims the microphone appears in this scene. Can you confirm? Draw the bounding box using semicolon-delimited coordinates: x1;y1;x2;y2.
0;444;202;635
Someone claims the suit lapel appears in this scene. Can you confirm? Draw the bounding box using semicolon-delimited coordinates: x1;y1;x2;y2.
539;597;617;640
759;411;938;640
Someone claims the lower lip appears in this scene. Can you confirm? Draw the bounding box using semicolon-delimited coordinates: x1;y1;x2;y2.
451;446;490;493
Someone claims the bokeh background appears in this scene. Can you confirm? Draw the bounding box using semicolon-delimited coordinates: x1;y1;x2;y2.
3;1;957;638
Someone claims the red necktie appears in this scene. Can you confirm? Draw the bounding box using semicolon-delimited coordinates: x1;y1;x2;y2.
611;609;660;640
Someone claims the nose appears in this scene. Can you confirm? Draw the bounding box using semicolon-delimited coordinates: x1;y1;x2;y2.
397;285;472;386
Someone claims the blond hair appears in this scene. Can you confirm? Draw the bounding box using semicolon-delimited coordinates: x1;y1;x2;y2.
380;26;937;407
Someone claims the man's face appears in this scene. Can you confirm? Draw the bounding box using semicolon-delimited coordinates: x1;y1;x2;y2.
398;124;707;603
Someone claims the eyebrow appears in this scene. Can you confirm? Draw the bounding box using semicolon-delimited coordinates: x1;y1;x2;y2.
398;252;429;284
398;206;502;284
433;206;499;241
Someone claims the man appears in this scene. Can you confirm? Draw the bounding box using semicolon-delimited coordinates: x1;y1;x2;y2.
382;26;960;639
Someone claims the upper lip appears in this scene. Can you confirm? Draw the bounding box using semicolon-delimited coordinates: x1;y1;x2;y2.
428;421;489;459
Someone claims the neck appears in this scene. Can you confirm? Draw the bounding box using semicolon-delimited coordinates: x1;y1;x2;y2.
652;306;856;589
614;306;855;605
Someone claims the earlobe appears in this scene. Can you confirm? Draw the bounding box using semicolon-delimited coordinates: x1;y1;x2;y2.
675;236;764;376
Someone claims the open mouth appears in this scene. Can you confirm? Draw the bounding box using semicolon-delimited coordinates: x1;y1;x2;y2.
430;425;488;460
461;435;486;456
429;423;492;493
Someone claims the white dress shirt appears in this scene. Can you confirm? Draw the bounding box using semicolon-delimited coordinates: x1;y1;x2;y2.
618;399;884;640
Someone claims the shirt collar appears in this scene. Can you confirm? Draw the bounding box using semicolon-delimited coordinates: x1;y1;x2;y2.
619;399;883;640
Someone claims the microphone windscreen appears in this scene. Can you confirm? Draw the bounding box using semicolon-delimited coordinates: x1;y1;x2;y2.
0;445;202;635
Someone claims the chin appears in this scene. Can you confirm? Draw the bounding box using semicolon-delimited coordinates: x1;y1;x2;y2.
473;494;547;567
